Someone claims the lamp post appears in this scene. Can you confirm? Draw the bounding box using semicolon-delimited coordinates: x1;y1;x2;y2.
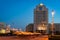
51;10;55;36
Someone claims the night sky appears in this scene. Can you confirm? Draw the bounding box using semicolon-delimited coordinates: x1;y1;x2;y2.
0;0;60;30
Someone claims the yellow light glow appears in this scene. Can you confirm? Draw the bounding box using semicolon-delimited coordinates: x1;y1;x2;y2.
0;29;6;33
43;24;44;26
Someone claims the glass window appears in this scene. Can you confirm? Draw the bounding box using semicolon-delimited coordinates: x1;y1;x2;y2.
39;7;42;10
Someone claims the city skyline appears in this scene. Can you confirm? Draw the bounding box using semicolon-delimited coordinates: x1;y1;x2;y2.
0;0;60;30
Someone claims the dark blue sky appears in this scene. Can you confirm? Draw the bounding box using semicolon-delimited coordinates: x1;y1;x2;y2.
0;0;60;30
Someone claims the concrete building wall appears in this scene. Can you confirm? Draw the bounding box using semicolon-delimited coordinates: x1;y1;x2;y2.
48;23;60;32
26;24;34;32
34;4;48;33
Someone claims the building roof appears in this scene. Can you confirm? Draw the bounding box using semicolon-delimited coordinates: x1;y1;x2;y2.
40;3;44;6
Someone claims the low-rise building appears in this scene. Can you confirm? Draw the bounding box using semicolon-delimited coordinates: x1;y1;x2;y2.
26;23;34;32
48;23;60;34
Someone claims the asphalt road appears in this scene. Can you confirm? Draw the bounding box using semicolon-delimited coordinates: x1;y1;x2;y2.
0;35;48;40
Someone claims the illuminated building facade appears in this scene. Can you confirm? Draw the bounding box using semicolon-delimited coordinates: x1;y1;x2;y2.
34;3;48;34
25;3;60;34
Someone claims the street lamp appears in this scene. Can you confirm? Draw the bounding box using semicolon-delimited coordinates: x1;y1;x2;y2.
52;10;55;17
51;10;55;36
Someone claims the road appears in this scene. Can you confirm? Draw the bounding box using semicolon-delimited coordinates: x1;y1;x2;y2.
0;35;48;40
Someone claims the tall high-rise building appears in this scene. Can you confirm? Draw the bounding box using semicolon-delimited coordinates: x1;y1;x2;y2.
34;3;48;33
25;3;60;34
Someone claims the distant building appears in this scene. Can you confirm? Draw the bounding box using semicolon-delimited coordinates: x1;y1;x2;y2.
0;29;6;34
0;22;6;29
34;3;48;33
0;23;11;34
26;23;34;32
25;3;60;35
5;25;11;33
48;23;60;34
